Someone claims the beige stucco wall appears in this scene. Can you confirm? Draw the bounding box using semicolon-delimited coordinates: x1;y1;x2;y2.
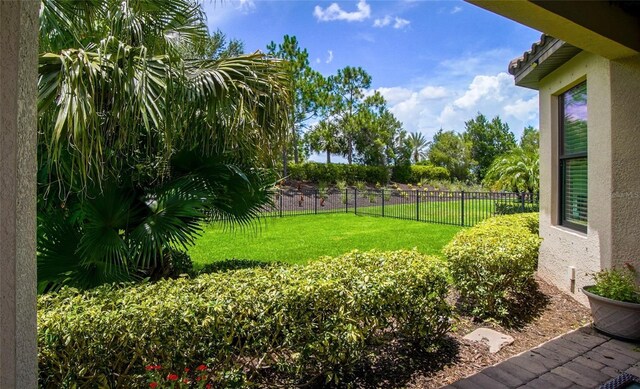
537;51;640;305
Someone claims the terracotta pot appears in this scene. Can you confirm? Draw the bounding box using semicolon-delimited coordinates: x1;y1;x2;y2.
583;286;640;340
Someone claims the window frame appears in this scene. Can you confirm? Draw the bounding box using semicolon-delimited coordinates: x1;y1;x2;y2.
558;81;588;233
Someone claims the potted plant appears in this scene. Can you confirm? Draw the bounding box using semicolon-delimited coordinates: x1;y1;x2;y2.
583;263;640;340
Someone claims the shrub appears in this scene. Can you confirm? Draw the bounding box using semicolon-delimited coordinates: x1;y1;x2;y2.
494;200;539;215
443;215;541;322
287;163;389;184
392;164;450;183
478;212;539;235
38;250;452;387
410;165;450;183
589;264;640;303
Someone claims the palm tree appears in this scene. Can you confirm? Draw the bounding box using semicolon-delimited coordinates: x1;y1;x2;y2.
36;0;292;290
483;148;539;193
406;132;430;163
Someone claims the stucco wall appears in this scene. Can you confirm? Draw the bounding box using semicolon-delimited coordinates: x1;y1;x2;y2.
538;52;640;305
609;56;640;274
0;1;39;387
537;51;611;305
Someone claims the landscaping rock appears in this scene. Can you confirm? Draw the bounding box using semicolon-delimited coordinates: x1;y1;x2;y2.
463;328;514;353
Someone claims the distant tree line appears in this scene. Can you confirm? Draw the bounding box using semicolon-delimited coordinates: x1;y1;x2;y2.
266;35;539;192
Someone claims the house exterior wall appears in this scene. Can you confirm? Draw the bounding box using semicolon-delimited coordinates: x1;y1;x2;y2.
0;1;39;386
538;51;640;305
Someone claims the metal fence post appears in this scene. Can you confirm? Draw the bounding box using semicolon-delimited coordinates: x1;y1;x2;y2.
345;188;348;213
416;190;419;221
461;190;465;226
354;188;357;215
279;189;283;218
381;189;385;217
314;190;317;214
521;192;526;212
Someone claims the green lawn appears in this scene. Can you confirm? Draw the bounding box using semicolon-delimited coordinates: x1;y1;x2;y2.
189;213;462;268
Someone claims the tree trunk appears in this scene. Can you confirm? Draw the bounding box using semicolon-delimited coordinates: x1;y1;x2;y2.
326;149;331;164
292;126;299;164
282;146;288;178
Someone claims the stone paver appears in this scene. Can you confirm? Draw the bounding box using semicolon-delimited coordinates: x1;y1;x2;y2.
463;328;515;353
449;326;640;389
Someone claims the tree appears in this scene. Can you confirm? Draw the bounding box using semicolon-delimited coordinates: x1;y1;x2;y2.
428;130;474;182
326;66;372;164
305;120;344;164
351;91;403;166
484;148;539;194
267;35;324;172
464;113;516;181
406;132;430;163
520;126;539;153
37;0;291;290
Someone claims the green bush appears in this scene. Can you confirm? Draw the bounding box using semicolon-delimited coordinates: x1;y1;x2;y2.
589;265;640;303
478;212;539;235
391;164;450;183
288;162;389;184
410;165;450;183
38;250;452;387
443;215;541;322
494;200;539;215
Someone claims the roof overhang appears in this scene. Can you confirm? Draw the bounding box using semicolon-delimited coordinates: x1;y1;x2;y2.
509;36;582;90
467;0;640;60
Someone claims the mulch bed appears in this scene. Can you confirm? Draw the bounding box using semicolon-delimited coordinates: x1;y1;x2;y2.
349;277;591;388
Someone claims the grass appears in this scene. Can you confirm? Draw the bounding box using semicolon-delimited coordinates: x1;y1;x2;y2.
189;213;462;269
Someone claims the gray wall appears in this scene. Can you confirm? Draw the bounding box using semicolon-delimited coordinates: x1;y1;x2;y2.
0;1;39;387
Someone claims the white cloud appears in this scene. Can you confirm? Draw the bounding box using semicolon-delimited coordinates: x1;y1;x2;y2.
314;0;371;22
504;96;538;121
326;50;334;64
373;71;538;142
453;73;512;109
373;15;410;29
315;58;321;64
237;0;255;12
451;6;462;14
373;15;391;27
393;17;410;29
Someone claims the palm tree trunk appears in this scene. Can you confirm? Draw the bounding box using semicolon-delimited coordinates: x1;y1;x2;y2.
326;149;331;164
292;126;299;164
282;146;288;177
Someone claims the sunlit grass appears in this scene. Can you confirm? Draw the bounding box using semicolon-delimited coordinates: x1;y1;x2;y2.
189;213;462;268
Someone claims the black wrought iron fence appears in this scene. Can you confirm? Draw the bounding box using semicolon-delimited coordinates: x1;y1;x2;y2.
262;188;538;227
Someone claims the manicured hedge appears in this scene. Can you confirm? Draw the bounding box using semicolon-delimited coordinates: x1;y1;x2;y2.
494;200;539;215
287;162;389;184
443;213;541;322
287;162;450;184
478;212;539;236
391;164;450;183
38;250;452;387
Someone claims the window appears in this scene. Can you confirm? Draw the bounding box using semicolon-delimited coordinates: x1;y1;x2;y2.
559;82;587;232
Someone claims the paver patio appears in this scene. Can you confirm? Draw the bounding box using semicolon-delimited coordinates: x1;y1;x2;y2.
446;326;640;389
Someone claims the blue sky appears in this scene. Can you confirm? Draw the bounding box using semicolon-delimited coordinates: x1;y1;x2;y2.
202;0;541;155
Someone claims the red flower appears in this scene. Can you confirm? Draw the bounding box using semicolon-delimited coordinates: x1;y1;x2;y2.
206;384;212;389
149;382;158;389
183;379;190;384
167;373;179;381
153;365;162;371
196;364;207;372
145;365;154;371
184;367;190;373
